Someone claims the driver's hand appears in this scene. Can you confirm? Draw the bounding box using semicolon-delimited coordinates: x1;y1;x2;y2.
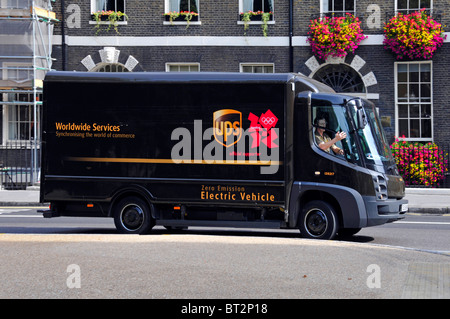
335;131;347;141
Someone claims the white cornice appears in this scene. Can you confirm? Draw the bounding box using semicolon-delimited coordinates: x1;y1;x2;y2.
52;33;450;47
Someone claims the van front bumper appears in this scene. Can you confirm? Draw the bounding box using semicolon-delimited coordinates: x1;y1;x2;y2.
363;196;408;227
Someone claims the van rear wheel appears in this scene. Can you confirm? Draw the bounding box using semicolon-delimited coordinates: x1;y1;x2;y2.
299;200;338;240
113;196;154;234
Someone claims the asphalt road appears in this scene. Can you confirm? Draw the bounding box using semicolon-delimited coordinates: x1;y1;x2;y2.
0;208;449;253
0;208;449;300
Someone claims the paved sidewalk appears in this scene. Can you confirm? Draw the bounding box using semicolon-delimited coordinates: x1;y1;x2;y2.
0;189;42;206
0;187;448;213
405;188;450;214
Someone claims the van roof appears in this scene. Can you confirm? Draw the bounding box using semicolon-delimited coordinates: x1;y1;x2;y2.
44;71;334;93
44;71;296;83
44;71;335;93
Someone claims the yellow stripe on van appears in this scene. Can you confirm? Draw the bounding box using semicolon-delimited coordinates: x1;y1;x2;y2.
65;157;282;166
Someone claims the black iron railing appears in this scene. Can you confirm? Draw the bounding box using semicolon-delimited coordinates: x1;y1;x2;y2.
0;140;40;190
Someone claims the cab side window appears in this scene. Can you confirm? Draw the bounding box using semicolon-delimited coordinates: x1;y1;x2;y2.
311;104;361;163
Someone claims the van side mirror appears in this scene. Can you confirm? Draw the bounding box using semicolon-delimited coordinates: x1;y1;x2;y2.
357;108;367;130
346;98;367;130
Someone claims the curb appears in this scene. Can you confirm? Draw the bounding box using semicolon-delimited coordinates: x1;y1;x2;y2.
0;202;48;207
406;188;450;195
408;207;449;215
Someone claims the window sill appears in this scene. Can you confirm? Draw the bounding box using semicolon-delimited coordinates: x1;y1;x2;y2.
398;138;433;142
89;21;128;25
237;20;275;25
163;21;202;26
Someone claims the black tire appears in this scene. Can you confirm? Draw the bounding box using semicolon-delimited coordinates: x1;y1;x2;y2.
113;196;154;234
299;200;339;240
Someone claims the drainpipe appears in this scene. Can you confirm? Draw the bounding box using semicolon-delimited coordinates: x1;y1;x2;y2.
289;0;294;72
61;0;66;70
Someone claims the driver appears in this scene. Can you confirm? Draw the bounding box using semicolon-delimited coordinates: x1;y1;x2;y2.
314;116;347;155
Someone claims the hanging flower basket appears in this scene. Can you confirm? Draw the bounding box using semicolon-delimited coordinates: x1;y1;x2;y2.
307;13;367;60
163;11;199;26
383;9;446;60
240;11;273;37
240;10;274;22
91;10;128;35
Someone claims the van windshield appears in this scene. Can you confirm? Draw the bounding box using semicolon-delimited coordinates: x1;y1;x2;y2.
312;100;396;175
358;103;397;174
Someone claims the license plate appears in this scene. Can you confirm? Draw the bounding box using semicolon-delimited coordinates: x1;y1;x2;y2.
400;204;408;212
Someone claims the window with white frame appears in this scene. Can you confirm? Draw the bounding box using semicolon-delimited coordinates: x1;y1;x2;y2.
2;62;33;84
166;63;200;72
241;0;273;13
164;0;200;24
167;0;199;13
240;63;274;73
396;0;432;15
395;62;432;140
321;0;355;16
238;0;275;25
0;0;30;9
5;93;41;141
92;0;125;13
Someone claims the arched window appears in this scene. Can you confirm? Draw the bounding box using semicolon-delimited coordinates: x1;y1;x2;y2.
91;63;129;72
313;64;365;93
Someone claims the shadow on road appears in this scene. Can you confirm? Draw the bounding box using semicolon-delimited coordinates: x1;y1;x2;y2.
0;225;375;243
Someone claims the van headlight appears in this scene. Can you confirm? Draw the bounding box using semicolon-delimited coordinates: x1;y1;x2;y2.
373;174;388;200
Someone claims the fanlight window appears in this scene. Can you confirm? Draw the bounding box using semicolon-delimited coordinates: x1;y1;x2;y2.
313;64;365;93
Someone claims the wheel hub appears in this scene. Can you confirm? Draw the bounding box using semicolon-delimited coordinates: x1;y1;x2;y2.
304;209;328;237
121;204;144;231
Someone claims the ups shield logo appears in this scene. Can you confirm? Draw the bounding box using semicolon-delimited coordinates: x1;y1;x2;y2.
213;109;242;147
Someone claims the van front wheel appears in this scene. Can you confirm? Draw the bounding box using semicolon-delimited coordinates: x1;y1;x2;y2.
113;196;154;234
299;200;338;240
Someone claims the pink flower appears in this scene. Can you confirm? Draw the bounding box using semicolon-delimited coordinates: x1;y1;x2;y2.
383;9;445;60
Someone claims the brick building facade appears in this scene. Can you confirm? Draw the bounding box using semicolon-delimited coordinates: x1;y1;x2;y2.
49;0;450;147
